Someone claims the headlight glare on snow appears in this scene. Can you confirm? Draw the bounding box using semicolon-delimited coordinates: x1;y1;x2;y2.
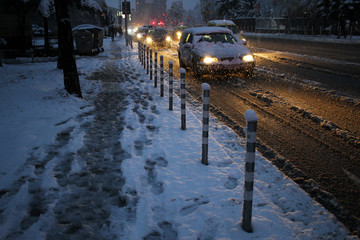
146;37;152;44
137;33;142;39
166;36;172;42
243;54;254;62
202;57;218;64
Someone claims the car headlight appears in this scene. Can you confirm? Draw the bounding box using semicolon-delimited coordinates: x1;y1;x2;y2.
176;31;182;39
137;33;142;39
146;37;152;44
166;36;171;42
242;54;254;62
202;57;218;64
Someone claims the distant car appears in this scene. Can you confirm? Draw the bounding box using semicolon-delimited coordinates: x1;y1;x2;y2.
32;24;51;36
207;20;247;45
144;28;172;48
173;25;191;42
134;25;155;41
178;27;255;78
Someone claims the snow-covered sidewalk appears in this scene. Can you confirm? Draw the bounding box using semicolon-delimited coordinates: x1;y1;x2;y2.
0;37;357;239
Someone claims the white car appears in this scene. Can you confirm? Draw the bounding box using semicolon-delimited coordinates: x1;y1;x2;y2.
178;27;255;78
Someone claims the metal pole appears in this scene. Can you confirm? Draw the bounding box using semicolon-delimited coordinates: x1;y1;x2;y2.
154;52;158;87
150;49;153;80
160;55;164;97
180;68;186;130
201;83;210;165
168;61;173;110
241;110;258;233
124;0;128;46
146;46;149;74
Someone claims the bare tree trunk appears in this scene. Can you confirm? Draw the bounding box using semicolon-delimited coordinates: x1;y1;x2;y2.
43;17;50;56
54;0;82;98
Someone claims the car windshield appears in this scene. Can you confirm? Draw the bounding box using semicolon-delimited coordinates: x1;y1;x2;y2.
149;29;167;37
226;25;240;34
198;33;237;44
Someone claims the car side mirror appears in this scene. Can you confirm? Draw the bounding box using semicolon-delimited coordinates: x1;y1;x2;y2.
184;43;192;48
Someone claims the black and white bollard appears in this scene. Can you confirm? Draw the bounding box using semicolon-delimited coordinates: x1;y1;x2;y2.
138;41;140;60
146;46;149;74
201;83;210;165
241;110;258;233
139;42;143;65
142;43;144;65
160;55;164;97
150;49;153;80
154;52;158;87
143;44;146;69
180;68;186;130
168;61;173;110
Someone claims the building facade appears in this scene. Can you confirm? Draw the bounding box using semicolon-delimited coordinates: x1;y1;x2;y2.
135;0;167;26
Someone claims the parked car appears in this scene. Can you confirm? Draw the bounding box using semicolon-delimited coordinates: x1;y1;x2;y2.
144;28;172;48
207;20;247;45
178;27;255;78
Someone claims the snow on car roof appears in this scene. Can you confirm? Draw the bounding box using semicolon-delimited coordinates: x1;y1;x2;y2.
183;26;232;35
208;20;236;25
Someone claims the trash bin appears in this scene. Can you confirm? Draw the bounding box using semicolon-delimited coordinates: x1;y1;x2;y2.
74;31;94;54
73;24;105;54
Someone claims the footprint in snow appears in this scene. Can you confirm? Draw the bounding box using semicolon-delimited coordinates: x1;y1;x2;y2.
144;156;168;195
224;176;238;190
180;197;210;217
143;221;177;240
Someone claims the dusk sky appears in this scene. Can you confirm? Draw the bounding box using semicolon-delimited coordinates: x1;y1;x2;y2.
105;0;199;10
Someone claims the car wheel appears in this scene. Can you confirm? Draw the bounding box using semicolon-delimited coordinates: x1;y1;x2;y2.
192;61;202;79
179;54;185;68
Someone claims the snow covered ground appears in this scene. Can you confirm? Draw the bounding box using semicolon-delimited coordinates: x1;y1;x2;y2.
0;37;358;239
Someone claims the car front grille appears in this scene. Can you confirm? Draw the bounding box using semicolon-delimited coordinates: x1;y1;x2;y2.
220;57;236;61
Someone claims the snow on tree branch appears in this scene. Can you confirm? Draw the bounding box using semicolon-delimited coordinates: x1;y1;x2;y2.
37;0;104;17
80;0;103;12
38;0;55;18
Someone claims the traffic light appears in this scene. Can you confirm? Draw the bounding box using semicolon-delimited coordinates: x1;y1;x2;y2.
122;2;131;14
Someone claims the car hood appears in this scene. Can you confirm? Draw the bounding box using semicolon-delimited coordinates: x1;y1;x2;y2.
193;42;252;58
151;35;166;40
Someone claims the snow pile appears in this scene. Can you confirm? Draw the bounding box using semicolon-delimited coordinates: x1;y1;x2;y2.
0;37;357;239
